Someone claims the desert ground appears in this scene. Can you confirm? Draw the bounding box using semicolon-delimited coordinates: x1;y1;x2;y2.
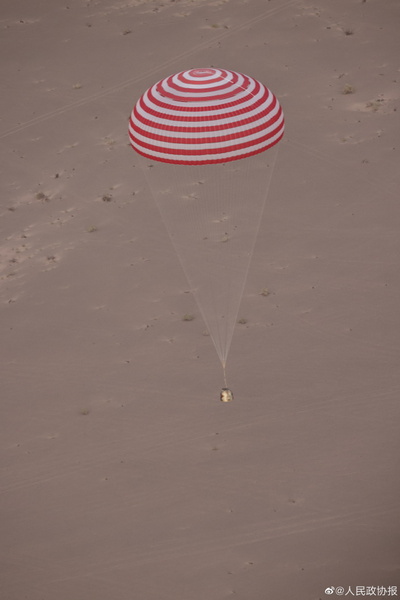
1;0;399;598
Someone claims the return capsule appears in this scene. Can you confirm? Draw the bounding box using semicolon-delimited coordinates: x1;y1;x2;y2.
220;388;234;402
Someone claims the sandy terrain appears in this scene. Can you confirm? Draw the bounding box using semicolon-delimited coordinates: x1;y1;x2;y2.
1;0;399;598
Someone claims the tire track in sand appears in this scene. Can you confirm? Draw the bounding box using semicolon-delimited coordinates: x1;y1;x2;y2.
0;0;300;140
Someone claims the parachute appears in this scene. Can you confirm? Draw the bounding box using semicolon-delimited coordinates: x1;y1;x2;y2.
129;68;284;398
129;67;284;165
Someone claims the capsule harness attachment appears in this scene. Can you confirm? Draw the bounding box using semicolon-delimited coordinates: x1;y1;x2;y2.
220;365;233;402
220;388;234;402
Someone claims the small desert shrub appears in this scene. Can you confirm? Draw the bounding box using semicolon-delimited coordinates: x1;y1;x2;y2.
238;318;248;325
36;191;50;202
366;100;382;112
342;84;355;95
182;313;195;321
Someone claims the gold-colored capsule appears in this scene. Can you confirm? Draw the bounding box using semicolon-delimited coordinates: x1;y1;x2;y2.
220;388;234;402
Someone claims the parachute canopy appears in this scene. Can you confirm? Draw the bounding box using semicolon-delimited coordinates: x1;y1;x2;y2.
129;67;284;165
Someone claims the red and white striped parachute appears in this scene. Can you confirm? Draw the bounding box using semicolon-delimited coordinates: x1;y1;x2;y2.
129;67;284;165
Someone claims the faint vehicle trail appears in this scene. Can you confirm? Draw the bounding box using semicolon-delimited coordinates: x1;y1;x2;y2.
0;0;300;140
285;139;399;199
42;500;399;585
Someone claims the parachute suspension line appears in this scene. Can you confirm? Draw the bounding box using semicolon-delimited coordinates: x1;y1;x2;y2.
219;145;280;364
138;147;280;378
222;363;228;388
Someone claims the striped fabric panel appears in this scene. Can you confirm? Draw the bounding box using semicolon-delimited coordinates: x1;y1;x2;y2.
129;68;284;165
